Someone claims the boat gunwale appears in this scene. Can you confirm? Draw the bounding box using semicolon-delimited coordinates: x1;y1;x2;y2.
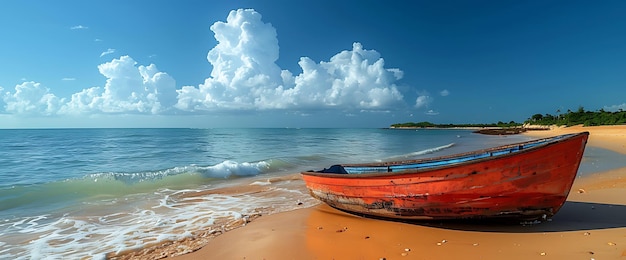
301;131;589;178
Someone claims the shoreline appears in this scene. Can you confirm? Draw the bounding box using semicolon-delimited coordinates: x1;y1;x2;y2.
123;125;626;259
389;126;551;135
389;126;523;131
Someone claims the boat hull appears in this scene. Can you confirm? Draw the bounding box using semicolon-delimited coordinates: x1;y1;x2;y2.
301;132;589;220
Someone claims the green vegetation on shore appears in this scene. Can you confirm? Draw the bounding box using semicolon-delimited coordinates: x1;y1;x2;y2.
391;107;626;129
525;107;626;127
390;121;522;128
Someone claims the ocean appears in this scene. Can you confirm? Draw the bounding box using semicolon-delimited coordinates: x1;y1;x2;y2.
0;128;622;259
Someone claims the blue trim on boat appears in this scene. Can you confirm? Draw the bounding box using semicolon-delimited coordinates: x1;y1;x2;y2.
337;134;571;174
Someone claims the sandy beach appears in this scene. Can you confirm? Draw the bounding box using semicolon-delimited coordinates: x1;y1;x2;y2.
125;125;626;260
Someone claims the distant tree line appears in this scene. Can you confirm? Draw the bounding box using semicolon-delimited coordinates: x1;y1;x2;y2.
392;107;626;129
524;106;626;126
391;121;522;128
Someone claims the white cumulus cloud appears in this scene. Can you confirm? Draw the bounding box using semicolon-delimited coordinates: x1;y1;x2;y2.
176;9;404;112
440;89;449;96
59;56;176;115
3;82;64;115
2;8;415;119
415;94;433;108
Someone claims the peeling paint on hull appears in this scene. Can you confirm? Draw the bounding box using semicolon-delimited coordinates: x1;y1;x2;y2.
301;132;589;221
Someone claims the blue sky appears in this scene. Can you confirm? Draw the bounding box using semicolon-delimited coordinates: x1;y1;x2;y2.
1;0;625;128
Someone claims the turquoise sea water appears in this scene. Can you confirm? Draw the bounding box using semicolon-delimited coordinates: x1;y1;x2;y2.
0;128;622;259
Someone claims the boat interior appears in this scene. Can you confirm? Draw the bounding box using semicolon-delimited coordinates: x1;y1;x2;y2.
317;133;577;174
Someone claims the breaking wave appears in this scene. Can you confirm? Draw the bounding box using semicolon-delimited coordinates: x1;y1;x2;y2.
0;160;275;215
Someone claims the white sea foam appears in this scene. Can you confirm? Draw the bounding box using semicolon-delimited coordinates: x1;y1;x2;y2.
250;180;272;186
0;172;317;260
201;160;270;178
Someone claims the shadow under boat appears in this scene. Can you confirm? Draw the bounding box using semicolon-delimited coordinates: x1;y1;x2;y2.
324;201;626;233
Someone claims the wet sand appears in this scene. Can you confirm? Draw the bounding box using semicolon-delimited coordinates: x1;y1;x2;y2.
152;126;626;259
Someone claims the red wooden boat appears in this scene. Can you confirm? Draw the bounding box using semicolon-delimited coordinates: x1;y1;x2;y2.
301;132;589;221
